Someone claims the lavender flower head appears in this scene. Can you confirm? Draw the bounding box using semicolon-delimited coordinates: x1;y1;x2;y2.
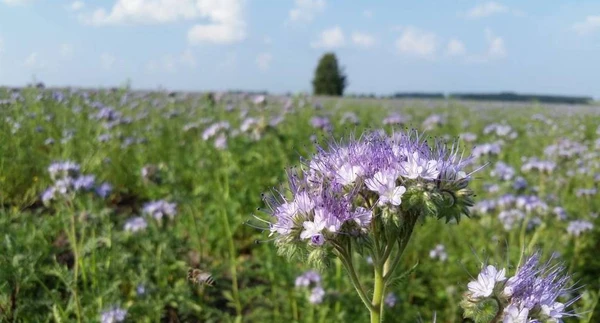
462;252;578;323
261;130;476;266
142;200;177;220
100;306;127;323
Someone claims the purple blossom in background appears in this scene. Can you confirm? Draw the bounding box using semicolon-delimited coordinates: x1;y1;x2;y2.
309;286;325;304
124;217;148;233
295;270;322;288
48;161;80;180
142;200;177;220
472;142;502;158
575;188;597;198
567;220;593;237
384;292;397;308
310;116;332;131
422;114;446;130
512;176;528;191
100;306;127;323
491;161;515;181
382;112;410;125
429;244;448;262
96;182;113;198
136;284;146;296
202;121;230;140
521;158;556;174
340;111;359;125
73;175;96;191
459;132;477;143
214;133;228;150
553;207;568;221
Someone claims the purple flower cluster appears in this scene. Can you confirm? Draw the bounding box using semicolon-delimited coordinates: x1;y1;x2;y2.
142;200;177;220
42;161;112;203
295;270;325;304
521;158;556;174
429;244;448;262
463;253;577;322
566;220;593;237
100;306;127;323
263;130;475;254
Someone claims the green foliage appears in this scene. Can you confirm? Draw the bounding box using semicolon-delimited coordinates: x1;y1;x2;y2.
0;87;598;321
312;53;347;96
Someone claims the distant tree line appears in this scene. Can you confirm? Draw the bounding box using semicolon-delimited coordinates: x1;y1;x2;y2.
448;92;593;105
346;91;593;105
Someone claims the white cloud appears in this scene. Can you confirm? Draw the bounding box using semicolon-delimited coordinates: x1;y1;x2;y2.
289;0;325;23
263;36;272;44
395;27;437;57
311;26;345;49
256;52;272;71
485;29;506;58
187;22;245;44
69;1;84;11
351;32;375;48
446;39;466;56
465;2;508;19
60;43;74;58
572;15;600;35
363;9;373;19
2;0;33;6
100;52;116;69
81;0;245;44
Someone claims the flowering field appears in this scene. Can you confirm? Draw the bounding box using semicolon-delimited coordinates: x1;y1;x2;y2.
0;87;599;322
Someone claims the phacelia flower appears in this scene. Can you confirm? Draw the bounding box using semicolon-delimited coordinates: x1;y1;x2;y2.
100;306;127;323
566;220;593;237
467;265;507;298
124;217;148;232
261;130;476;266
142;200;177;220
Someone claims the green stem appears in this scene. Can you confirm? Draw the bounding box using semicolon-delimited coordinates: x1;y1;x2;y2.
220;153;243;320
371;266;385;323
68;212;82;323
332;244;373;312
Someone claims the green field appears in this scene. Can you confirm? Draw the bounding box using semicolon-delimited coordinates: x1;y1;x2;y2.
1;87;599;322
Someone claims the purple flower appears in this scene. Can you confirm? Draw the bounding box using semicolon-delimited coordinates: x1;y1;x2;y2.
124;217;148;233
262;130;476;251
310;116;332;131
100;306;127;323
48;161;80;180
73;175;96;191
142;200;177;220
566;220;593;237
295;270;321;288
467;265;506;298
501;253;576;322
491;162;515;181
309;286;325;304
96;182;113;198
384;292;397;308
429;244;448;262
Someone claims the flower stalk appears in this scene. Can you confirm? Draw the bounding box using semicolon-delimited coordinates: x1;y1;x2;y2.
259;130;477;321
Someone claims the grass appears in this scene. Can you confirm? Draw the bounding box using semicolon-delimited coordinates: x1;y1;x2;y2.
0;87;599;322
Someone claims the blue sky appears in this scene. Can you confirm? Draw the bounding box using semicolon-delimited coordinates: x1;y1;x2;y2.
0;0;599;97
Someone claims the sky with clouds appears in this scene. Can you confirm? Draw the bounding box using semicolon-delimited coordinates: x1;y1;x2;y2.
0;0;599;97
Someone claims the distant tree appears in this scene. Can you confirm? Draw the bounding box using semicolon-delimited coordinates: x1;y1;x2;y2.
312;53;347;96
